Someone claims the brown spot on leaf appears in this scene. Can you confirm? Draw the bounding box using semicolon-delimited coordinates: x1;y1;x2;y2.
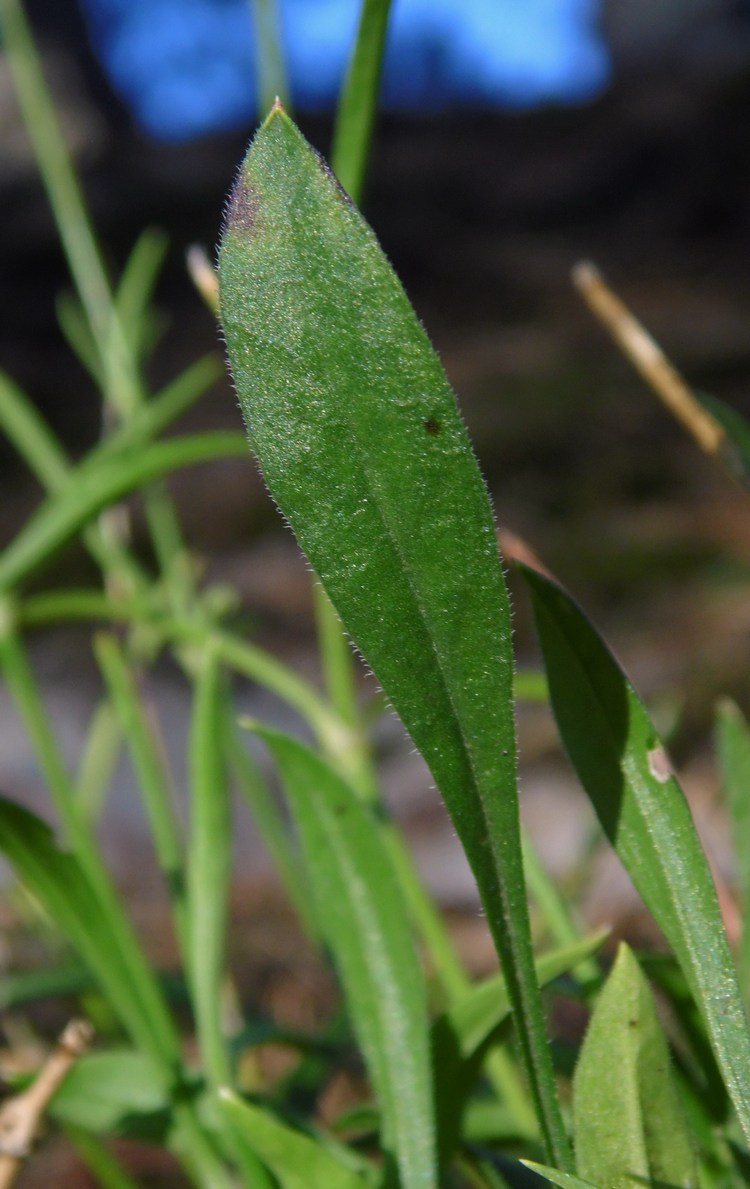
423;417;442;435
224;170;260;235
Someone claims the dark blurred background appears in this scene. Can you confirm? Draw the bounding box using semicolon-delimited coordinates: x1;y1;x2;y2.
3;0;750;963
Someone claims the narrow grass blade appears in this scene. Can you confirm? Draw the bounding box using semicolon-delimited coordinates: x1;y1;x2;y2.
226;718;317;939
186;643;232;1090
0;796;174;1076
115;227;169;361
331;0;393;200
220;105;570;1168
255;726;436;1189
521;1162;601;1189
521;563;750;1144
0;431;247;594
75;695;121;822
250;0;289;114
94;634;187;950
64;1127;143;1189
693;390;750;489
217;1091;368;1189
0;370;71;490
574;943;698;1189
433;933;607;1169
716;699;750;1004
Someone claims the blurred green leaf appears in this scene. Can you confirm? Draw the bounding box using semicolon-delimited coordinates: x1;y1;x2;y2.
716;699;750;1005
695;390;750;489
219;103;568;1168
0;796;174;1074
0;431;246;593
50;1050;168;1136
217;1091;369;1189
521;1161;601;1189
573;943;697;1189
255;726;435;1189
521;564;750;1145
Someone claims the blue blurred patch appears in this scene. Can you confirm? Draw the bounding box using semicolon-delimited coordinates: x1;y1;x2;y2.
79;0;609;141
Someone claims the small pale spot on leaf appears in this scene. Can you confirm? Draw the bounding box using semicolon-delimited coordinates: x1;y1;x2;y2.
647;745;672;784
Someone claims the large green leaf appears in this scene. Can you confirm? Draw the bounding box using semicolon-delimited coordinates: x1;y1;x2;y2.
254;726;435;1189
573;943;697;1189
219;103;568;1166
521;564;750;1145
49;1051;168;1137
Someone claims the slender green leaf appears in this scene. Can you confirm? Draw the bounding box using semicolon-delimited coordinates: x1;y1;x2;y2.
695;389;750;489
716;699;750;1005
433;932;607;1168
0;370;71;490
0;796;174;1075
50;1050;168;1135
250;0;289;114
0;431;247;594
219;103;570;1168
521;564;750;1145
255;726;436;1189
573;943;697;1189
186;643;232;1089
115;227;168;361
75;695;122;823
217;1091;368;1189
94;634;187;949
64;1126;143;1189
521;1161;601;1189
331;0;393;201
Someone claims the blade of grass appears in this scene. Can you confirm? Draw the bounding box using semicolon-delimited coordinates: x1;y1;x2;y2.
75;696;122;823
218;1091;368;1189
64;1126;143;1189
0;623;182;1077
225;714;317;939
186;642;232;1090
94;633;188;954
250;0;289;113
255;725;437;1189
715;699;750;1008
0;431;247;594
433;932;607;1169
331;0;393;203
521;563;750;1145
1;0;139;418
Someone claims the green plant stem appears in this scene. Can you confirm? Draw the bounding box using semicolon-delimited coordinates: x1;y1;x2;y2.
0;618;182;1071
186;642;233;1090
225;708;318;939
331;0;393;202
522;835;599;987
250;0;289;113
0;431;247;596
0;0;139;418
75;696;122;823
94;633;189;955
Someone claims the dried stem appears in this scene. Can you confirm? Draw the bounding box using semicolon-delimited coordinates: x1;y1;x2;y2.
0;1019;94;1188
572;261;726;458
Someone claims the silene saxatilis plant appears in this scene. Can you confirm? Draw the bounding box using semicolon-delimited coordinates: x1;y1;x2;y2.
0;0;750;1185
